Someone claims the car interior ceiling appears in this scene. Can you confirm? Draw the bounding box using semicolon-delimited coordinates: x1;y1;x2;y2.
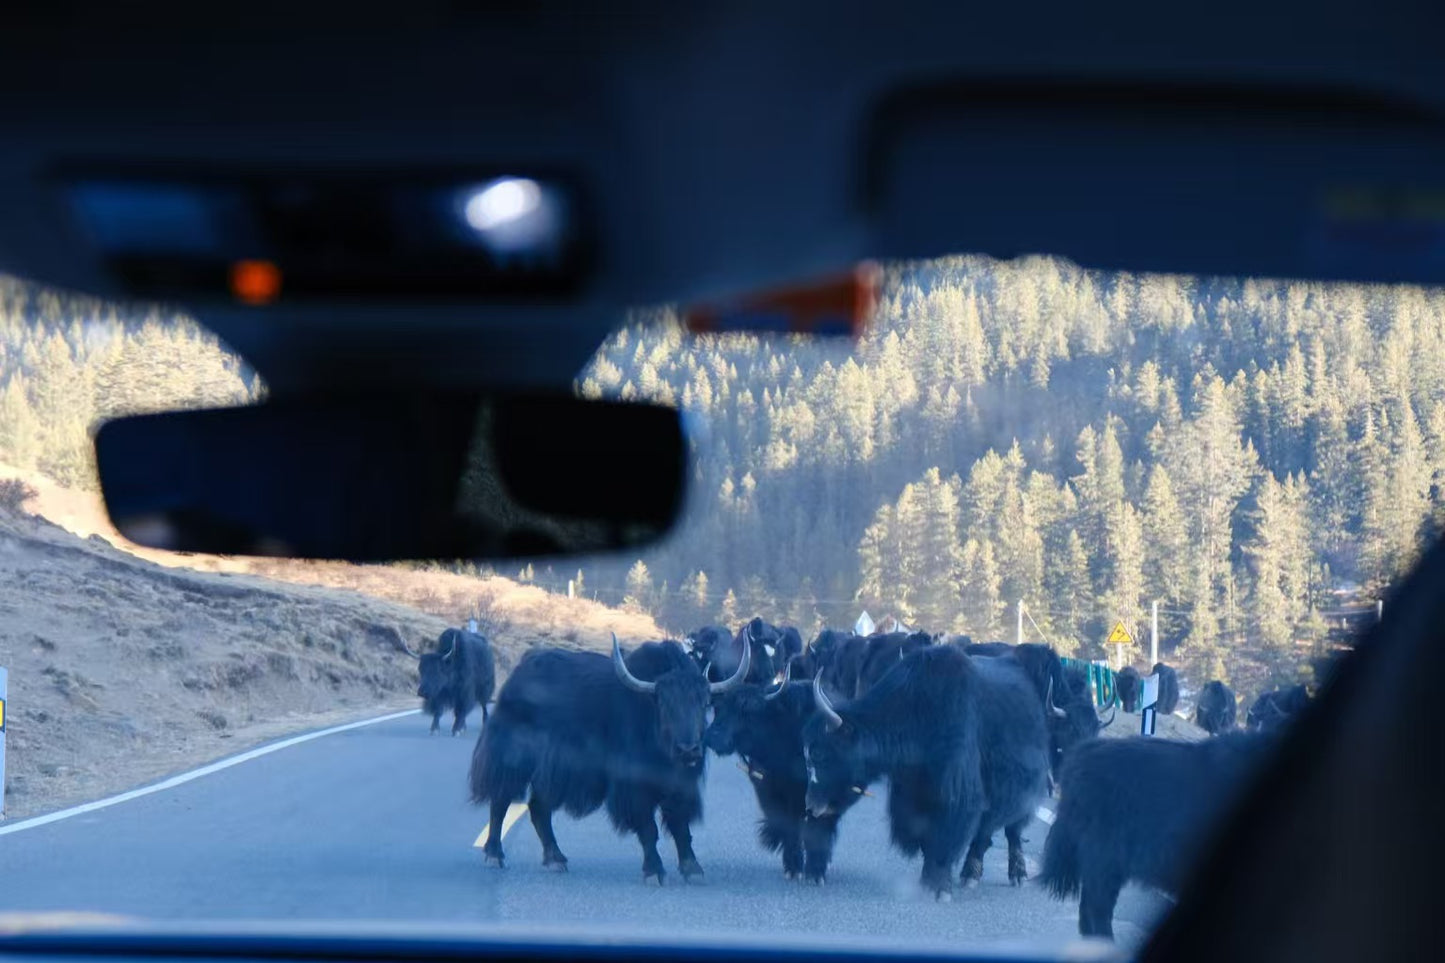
2;0;1445;960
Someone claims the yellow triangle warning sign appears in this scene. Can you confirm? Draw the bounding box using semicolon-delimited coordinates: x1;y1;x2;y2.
1106;621;1134;645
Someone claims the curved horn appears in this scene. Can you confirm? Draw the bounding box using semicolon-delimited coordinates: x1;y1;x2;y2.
1045;678;1068;719
763;660;793;701
709;633;751;693
397;634;422;660
1097;703;1117;729
813;670;844;731
440;631;459;661
612;633;656;694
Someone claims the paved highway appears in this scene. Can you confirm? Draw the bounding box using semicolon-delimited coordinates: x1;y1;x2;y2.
0;709;1168;953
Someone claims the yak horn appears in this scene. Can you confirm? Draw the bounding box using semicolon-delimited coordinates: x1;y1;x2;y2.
813;671;844;731
612;633;656;694
1097;703;1118;729
709;634;751;694
763;660;792;700
1045;678;1068;719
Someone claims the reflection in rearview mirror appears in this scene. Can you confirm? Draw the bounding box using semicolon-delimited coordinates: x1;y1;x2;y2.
93;392;687;561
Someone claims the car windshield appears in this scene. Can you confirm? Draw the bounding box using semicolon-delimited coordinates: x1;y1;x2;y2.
0;255;1426;951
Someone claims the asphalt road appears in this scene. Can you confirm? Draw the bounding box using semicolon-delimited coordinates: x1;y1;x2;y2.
0;709;1169;953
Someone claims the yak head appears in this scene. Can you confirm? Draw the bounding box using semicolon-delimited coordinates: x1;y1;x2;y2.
801;673;870;817
417;652;450;703
614;634;748;769
705;667;801;760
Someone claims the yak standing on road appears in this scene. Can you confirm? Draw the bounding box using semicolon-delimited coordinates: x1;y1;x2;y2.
962;642;1115;785
1195;680;1238;735
1115;666;1142;712
690;622;776;685
1040;732;1274;938
410;627;495;735
1247;684;1311;733
704;668;853;883
471;634;748;883
855;631;934;694
1152;662;1180;715
804;645;1050;899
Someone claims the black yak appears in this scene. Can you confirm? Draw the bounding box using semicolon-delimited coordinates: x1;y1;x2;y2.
963;642;1115;783
1195;680;1237;735
690;622;776;684
855;630;934;694
704;670;853;882
1152;662;1180;715
1115;666;1142;712
804;645;1050;899
789;628;854;682
471;634;748;883
812;630;870;700
1040;732;1273;938
1246;684;1310;733
408;628;495;735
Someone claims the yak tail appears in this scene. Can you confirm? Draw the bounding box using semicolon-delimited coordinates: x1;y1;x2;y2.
1038;813;1082;900
468;720;531;806
757;819;787;853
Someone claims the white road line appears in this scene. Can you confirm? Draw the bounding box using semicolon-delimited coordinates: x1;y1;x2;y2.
473;803;529;848
1035;805;1055;825
0;708;420;837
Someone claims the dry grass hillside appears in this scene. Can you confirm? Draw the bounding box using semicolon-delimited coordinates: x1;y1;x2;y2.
0;471;661;820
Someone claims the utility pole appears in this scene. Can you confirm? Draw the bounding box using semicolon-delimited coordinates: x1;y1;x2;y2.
1016;600;1024;646
1377;598;1383;622
1150;600;1159;666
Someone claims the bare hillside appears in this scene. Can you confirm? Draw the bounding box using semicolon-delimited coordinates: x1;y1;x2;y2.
3;465;662;664
0;476;661;821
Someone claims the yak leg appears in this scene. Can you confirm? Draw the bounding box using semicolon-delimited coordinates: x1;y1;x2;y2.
801;812;839;884
481;797;509;867
921;807;979;901
429;710;442;734
527;795;568;870
1079;872;1123;939
660;795;704;882
779;817;804;881
1004;820;1029;886
451;693;474;736
962;829;992;884
635;812;666;884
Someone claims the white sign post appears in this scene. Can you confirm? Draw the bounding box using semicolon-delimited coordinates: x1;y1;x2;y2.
467;618;478;634
1139;673;1160;736
0;666;7;818
854;611;875;636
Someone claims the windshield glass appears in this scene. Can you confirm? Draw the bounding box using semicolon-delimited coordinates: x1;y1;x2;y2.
0;256;1425;951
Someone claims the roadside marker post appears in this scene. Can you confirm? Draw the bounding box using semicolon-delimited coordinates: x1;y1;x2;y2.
1140;673;1159;736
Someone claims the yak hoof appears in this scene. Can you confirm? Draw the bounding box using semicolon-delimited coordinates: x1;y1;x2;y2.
643;872;665;887
784;871;798;882
483;855;505;869
935;889;954;903
961;857;984;882
542;854;569;872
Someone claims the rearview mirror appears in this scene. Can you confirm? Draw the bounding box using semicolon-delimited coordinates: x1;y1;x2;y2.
93;393;688;561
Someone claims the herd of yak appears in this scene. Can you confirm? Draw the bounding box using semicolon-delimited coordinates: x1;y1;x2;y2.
403;619;1312;939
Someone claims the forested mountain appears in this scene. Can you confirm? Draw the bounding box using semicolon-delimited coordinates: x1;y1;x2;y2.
570;255;1445;689
1;257;1440;696
0;276;260;489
